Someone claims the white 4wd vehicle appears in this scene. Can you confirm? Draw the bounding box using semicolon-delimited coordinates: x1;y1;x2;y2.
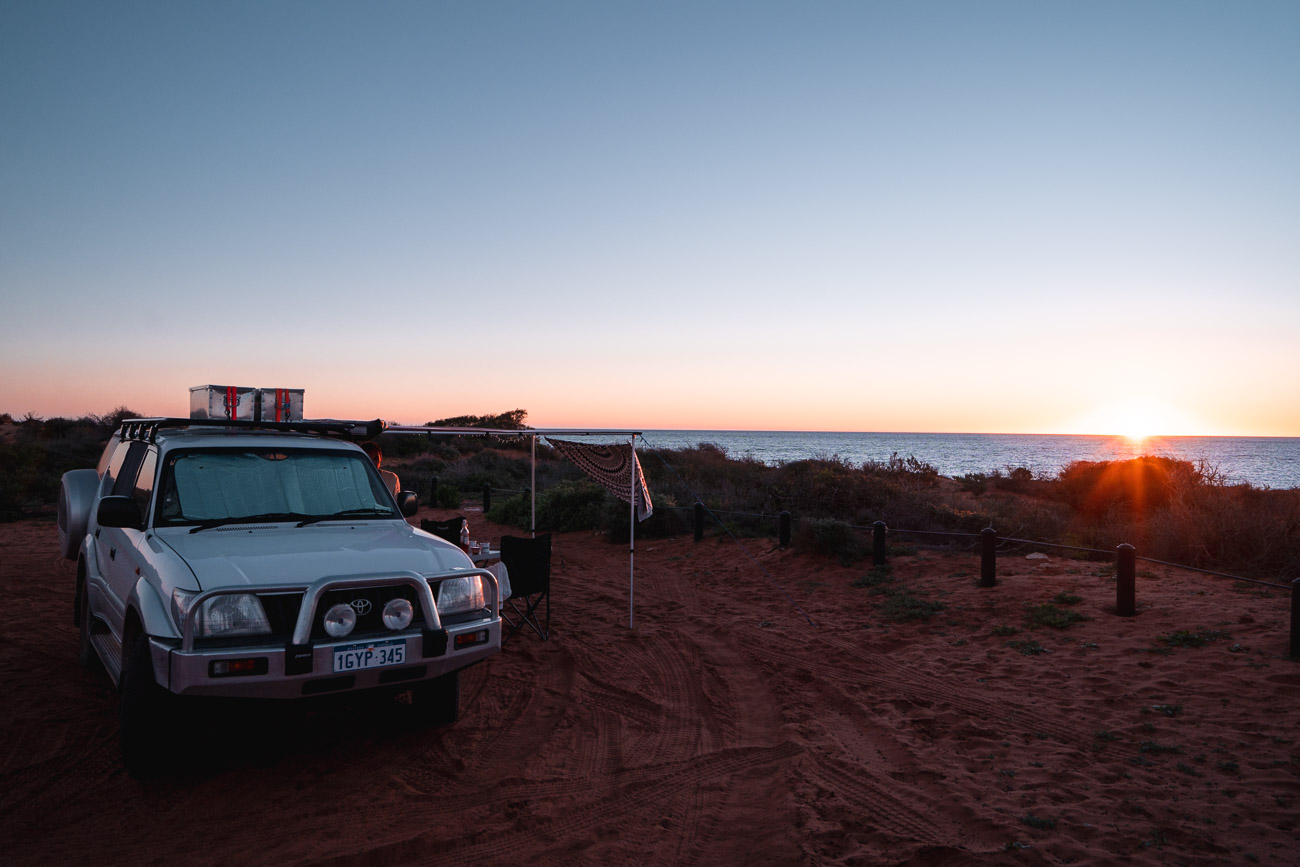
59;417;501;776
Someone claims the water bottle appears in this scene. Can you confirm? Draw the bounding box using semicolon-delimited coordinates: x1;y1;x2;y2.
459;518;470;552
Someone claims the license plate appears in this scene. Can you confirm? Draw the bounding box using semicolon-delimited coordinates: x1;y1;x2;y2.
333;639;406;672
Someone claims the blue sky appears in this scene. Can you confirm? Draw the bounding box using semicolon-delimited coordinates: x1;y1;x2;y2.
2;1;1297;435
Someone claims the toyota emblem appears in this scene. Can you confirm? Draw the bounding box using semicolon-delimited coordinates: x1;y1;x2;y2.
349;598;372;616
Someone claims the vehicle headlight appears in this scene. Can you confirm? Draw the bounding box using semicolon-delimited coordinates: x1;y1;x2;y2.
436;575;485;616
189;593;272;638
382;598;414;630
171;587;198;629
323;603;357;638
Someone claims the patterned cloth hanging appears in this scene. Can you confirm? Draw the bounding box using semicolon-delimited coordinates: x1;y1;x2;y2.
546;439;653;521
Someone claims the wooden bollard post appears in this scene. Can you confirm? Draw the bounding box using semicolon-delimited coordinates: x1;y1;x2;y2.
482;483;491;513
778;511;791;549
430;475;439;501
1291;577;1300;659
873;521;887;566
694;502;704;542
1116;543;1136;616
980;527;997;587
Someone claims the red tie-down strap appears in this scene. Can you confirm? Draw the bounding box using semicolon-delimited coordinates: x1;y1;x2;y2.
225;386;237;419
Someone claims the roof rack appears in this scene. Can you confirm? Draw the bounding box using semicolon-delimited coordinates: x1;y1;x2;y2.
118;417;386;444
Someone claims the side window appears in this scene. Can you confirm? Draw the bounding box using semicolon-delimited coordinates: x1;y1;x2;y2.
96;437;121;478
132;450;158;523
158;454;182;521
105;441;137;494
110;442;147;497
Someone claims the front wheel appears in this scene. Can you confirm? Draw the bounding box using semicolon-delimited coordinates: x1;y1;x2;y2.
408;670;460;728
120;634;176;778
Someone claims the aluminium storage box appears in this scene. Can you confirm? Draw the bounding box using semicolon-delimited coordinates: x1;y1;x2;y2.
190;385;257;420
257;388;304;422
189;386;305;421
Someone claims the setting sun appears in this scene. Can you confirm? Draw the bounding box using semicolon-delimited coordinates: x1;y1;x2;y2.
1115;407;1161;443
1070;400;1205;440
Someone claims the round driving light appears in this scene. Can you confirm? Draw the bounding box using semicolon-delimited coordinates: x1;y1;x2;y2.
382;598;414;631
323;603;357;638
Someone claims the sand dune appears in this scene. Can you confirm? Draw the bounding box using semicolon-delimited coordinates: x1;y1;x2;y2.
2;510;1296;865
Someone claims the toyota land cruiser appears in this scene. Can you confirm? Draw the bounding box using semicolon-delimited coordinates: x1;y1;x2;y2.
59;417;501;776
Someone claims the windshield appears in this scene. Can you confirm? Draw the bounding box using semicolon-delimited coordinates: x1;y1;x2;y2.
155;447;398;527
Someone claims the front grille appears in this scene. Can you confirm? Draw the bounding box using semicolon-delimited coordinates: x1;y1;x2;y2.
259;592;304;639
312;585;425;640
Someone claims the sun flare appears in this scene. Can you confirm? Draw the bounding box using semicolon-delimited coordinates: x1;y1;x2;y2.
1074;400;1202;440
1116;411;1159;443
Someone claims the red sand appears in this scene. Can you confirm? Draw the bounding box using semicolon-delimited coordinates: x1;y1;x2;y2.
2;510;1297;865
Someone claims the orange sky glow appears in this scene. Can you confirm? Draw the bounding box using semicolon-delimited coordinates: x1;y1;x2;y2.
2;5;1297;441
3;371;1295;439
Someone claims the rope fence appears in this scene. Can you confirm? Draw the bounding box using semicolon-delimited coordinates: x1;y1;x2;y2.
668;494;1297;655
635;434;1298;657
427;437;1300;657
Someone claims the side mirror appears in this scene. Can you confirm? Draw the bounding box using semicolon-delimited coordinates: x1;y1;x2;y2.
397;490;419;518
97;495;144;530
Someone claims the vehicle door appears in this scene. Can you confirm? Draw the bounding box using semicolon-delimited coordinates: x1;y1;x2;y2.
92;441;152;633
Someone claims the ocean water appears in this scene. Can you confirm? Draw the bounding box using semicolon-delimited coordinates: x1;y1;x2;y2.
626;431;1300;490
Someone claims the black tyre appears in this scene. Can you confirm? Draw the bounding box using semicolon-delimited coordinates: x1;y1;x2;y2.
409;670;460;728
119;634;175;779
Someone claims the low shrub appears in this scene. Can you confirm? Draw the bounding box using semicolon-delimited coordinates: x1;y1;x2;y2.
852;564;894;592
433;484;462;509
995;466;1037;494
794;518;866;565
6;408;1296;585
487;492;531;527
486;481;608;532
878;588;945;621
1026;603;1090;629
0;411;132;520
536;480;609;533
1158;629;1231;648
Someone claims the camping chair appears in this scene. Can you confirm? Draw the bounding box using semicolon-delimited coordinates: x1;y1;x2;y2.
499;534;551;640
420;517;465;545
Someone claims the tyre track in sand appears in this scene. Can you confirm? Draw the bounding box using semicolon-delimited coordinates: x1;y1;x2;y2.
803;751;959;844
397;646;578;794
736;626;1087;745
301;741;803;867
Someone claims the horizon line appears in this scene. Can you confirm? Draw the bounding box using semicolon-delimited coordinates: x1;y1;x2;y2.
522;426;1297;440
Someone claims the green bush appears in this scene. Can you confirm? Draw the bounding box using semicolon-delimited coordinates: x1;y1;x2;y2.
852;564;894;592
537;480;609;532
1055;456;1196;518
487;492;531;528
604;492;690;541
995;466;1037;494
794;518;866;565
433;484;462;509
878;588;945;621
5;408;1295;584
0;413;124;521
1026;603;1090;629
